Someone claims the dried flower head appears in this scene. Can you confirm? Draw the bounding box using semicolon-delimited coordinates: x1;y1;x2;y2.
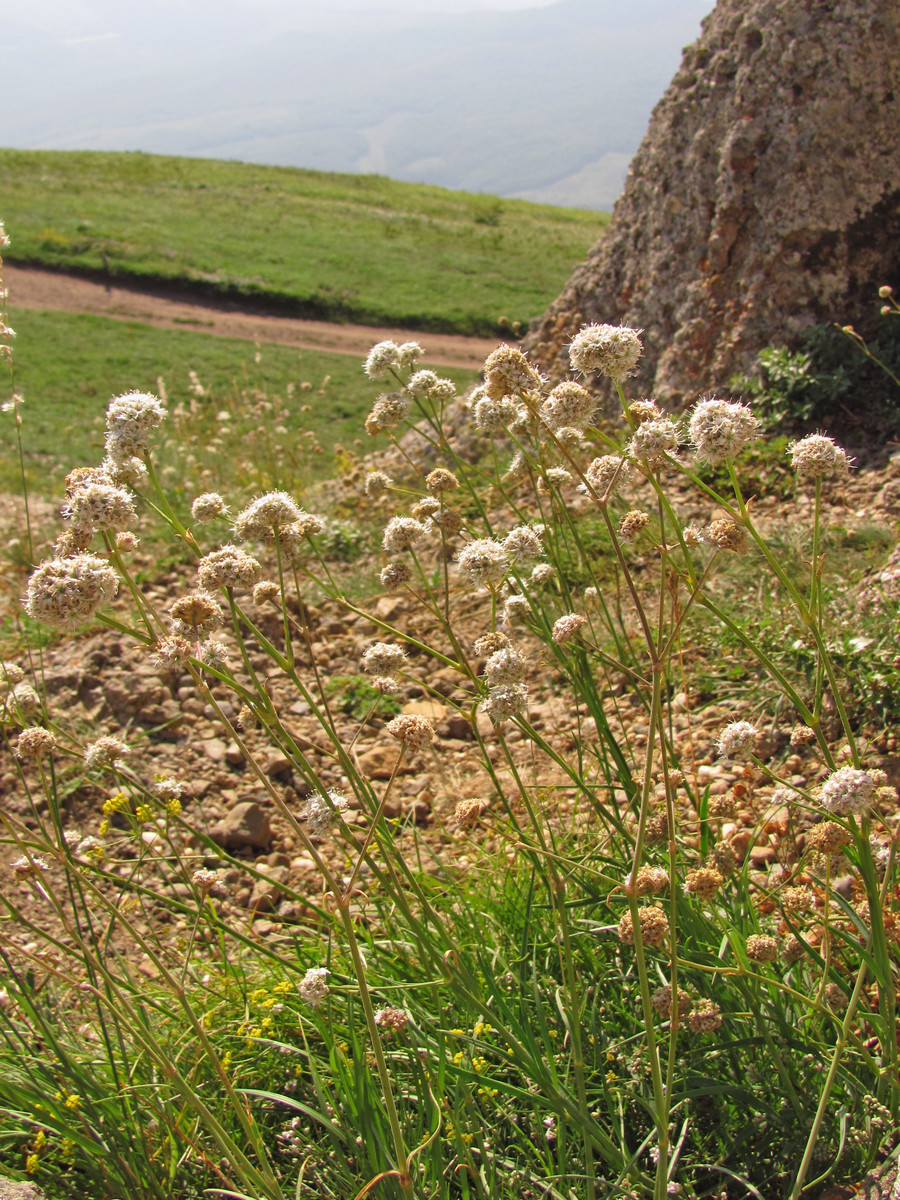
234;492;304;542
380;560;413;589
425;467;460;495
584;455;632;502
170;590;223;637
412;497;440;520
541;381;596;431
364;341;402;379
386;714;435;751
646;812;669;843
24;554;119;630
371;676;400;695
299;967;330;1007
618;906;668;948
483;345;542;399
153;634;193;668
374;1006;409;1033
0;662;25;689
456;798;489;828
365;470;393;498
198;637;230;668
484;646;527;687
684;866;724;901
746;934;778;963
481;683;528;724
708;841;739;877
84;736;129;771
790;724;817;746
819;766;876;815
1;682;40;723
191;492;228;522
62;482;137;535
530;563;555;585
116;531;139;553
687;999;722;1034
474;631;511;657
104;391;167;462
503;524;544;564
627;418;680;471
304;790;350;837
552;613;586;645
689;397;760;465
627;866;668;896
790;434;851;482
629;399;661;425
192;868;219;895
807;820;852;856
15;727;57;760
504;594;532;629
198;546;262;591
367;392;411;432
252;581;280;605
708;793;737;819
457;538;509;587
383;516;427;553
618;510;650;543
538;467;573;493
824;982;847;1011
716;721;758;761
362;642;407;677
569;323;643;380
651;984;691;1018
397;341;424;367
704;518;747;554
12;854;49;880
781;885;814;914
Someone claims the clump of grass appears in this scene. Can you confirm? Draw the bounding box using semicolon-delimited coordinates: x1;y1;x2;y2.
2;221;900;1200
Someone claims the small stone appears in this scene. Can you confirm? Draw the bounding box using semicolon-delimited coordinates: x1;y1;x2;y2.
210;801;272;851
264;753;292;777
200;737;228;763
357;745;414;780
225;742;246;767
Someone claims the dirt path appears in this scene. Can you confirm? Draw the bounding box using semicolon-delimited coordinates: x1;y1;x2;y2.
4;264;504;371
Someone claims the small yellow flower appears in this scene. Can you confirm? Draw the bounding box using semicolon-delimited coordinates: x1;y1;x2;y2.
222;1052;232;1070
64;1094;81;1111
606;1070;617;1083
98;819;110;836
165;797;182;816
61;1138;75;1157
261;1017;273;1031
473;1021;494;1037
460;1132;474;1146
102;792;129;816
250;988;268;1004
471;1056;486;1073
134;804;152;823
452;1051;464;1066
272;981;292;995
25;1154;38;1175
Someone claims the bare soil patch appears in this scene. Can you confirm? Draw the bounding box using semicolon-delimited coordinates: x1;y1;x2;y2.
4;264;505;371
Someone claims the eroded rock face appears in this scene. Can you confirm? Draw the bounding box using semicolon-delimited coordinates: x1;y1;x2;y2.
527;0;900;409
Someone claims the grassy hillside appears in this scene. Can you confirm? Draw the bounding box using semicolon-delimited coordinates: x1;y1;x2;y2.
0;149;608;336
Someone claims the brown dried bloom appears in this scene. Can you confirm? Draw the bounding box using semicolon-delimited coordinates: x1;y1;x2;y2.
456;798;489;828
198;546;262;592
687;999;722;1033
618;510;650;543
629;399;661;425
15;727;57;760
1;683;40;723
541;381;595;431
411;497;440;520
684;866;724;901
252;581;281;605
807;820;851;856
153;635;193;668
651;984;691;1018
192;868;219;895
708;841;739;878
473;631;511;656
233;491;303;542
552;613;586;645
484;646;527;687
618;905;668;948
365;470;393;498
746;934;778;963
386;714;435;751
24;554;119;630
383;516;427;553
627;866;668;896
646;812;669;844
0;662;24;689
781;885;814;915
708;794;737;819
584;455;632;503
791;725;817;746
191;492;228;522
457;538;509;587
169;590;223;637
704;518;747;554
569;323;643;380
84;736;129;771
429;507;464;536
783;934;805;964
380;560;413;589
483;345;542;399
425;468;460;495
824;982;847;1011
361;642;407;677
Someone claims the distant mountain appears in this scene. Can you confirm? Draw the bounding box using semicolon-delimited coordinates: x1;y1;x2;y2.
2;0;715;209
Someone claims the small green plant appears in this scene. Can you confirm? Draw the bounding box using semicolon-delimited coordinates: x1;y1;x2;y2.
323;674;403;722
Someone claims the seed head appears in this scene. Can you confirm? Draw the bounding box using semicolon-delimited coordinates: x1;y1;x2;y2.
569;323;643;380
629;399;661;425
153;635;193;668
24;554;119;630
84;736;129;771
626;866;668;896
380;560;413;589
708;841;739;877
481;683;528;724
191;493;228;522
474;394;519;432
234;492;304;542
551;613;586;645
618;510;650;543
192;868;219;895
651;984;691;1018
541;381;596;431
789;434;851;482
104;391;166;461
584;455;632;503
304;790;350;837
791;724;817;746
367;392;411;432
364;341;402;379
716;721;758;761
1;682;40;723
386;714;435;751
456;798;489;827
824;982;847;1011
198;546;262;591
483;646;527;687
684;866;724;901
504;594;531;629
704;518;748;554
687;999;722;1033
457;538;509;587
362;642;407;677
169;590;223;637
365;470;393;498
746;934;778;963
383;516;427;553
819;766;876;816
781;885;813;914
299;967;331;1008
689;397;760;465
627;418;680;471
397;341;424;366
0;662;24;689
807;820;851;856
618;905;668;948
15;727;57;760
374;1006;409;1033
425;467;460;495
252;581;280;605
483;345;542;399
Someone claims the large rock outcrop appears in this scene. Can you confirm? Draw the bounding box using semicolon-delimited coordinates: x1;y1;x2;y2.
527;0;900;409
